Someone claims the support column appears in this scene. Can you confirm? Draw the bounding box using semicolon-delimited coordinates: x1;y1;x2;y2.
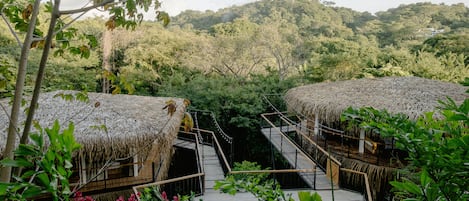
133;151;139;177
313;114;319;136
359;129;365;154
80;154;87;184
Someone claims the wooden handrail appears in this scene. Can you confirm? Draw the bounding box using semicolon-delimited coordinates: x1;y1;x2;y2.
261;114;318;168
132;131;207;201
230;169;315;174
340;168;373;201
73;161;144;172
132;173;205;199
178;130;204;172
276;115;342;166
192;128;233;173
265;112;373;201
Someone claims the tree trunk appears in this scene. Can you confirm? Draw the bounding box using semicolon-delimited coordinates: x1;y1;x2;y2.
0;0;42;183
20;0;61;145
102;29;112;93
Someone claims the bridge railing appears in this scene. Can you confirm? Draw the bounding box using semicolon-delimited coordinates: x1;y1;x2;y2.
189;109;234;166
194;128;233;175
261;111;373;201
340;168;373;201
178;131;205;175
133;131;205;200
196;125;316;190
261;113;320;188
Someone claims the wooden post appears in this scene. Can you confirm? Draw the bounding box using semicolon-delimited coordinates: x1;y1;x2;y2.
313;115;319;136
326;158;339;186
80;154;87;184
133;149;139;177
359;129;365;154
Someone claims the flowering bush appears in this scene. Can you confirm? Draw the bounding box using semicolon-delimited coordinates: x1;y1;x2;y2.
73;191;141;201
72;189;195;201
73;192;94;201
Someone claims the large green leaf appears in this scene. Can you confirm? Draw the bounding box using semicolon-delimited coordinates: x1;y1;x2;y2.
22;185;44;199
14;144;39;157
0;158;33;168
37;172;50;187
390;180;422;196
298;191;322;201
298;191;312;201
0;183;9;196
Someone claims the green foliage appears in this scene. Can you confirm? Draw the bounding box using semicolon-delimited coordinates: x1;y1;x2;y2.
138;186;196;201
214;161;323;201
231;161;269;181
53;91;90;103
341;95;469;200
214;161;293;201
0;121;81;201
0;55;16;98
390;170;442;201
2;0;467;96
298;191;322;201
156;69;302;162
417;34;469;66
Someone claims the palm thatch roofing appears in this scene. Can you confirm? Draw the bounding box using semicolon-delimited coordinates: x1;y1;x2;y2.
285;76;468;124
0;91;186;163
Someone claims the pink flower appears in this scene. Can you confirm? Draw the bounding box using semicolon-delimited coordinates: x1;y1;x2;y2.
173;196;179;201
161;191;168;201
74;192;83;197
115;196;125;201
85;196;94;201
128;194;138;201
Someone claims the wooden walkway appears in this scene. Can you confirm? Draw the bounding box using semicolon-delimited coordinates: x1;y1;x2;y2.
173;139;224;189
174;137;364;201
261;126;335;190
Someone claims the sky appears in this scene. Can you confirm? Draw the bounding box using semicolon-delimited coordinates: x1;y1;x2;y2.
60;0;468;18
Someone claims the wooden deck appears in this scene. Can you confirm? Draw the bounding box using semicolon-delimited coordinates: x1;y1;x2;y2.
312;133;405;168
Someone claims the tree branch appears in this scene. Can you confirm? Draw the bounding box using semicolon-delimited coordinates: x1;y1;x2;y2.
59;0;117;15
53;10;88;37
0;12;22;47
0;103;14;132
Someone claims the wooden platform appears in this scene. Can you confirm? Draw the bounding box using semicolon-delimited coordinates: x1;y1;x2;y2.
312;134;405;168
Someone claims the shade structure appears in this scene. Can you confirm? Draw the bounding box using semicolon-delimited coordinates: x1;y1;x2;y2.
0;91;186;164
285;76;468;124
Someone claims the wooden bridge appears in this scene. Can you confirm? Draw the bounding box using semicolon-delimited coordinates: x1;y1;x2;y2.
260;125;333;190
173;128;365;201
134;110;370;201
261;111;373;201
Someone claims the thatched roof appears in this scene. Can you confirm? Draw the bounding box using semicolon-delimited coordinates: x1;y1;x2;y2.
0;91;186;162
285;76;468;124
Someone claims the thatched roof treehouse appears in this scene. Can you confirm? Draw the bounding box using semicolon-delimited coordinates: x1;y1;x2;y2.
0;91;186;195
283;76;468;200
